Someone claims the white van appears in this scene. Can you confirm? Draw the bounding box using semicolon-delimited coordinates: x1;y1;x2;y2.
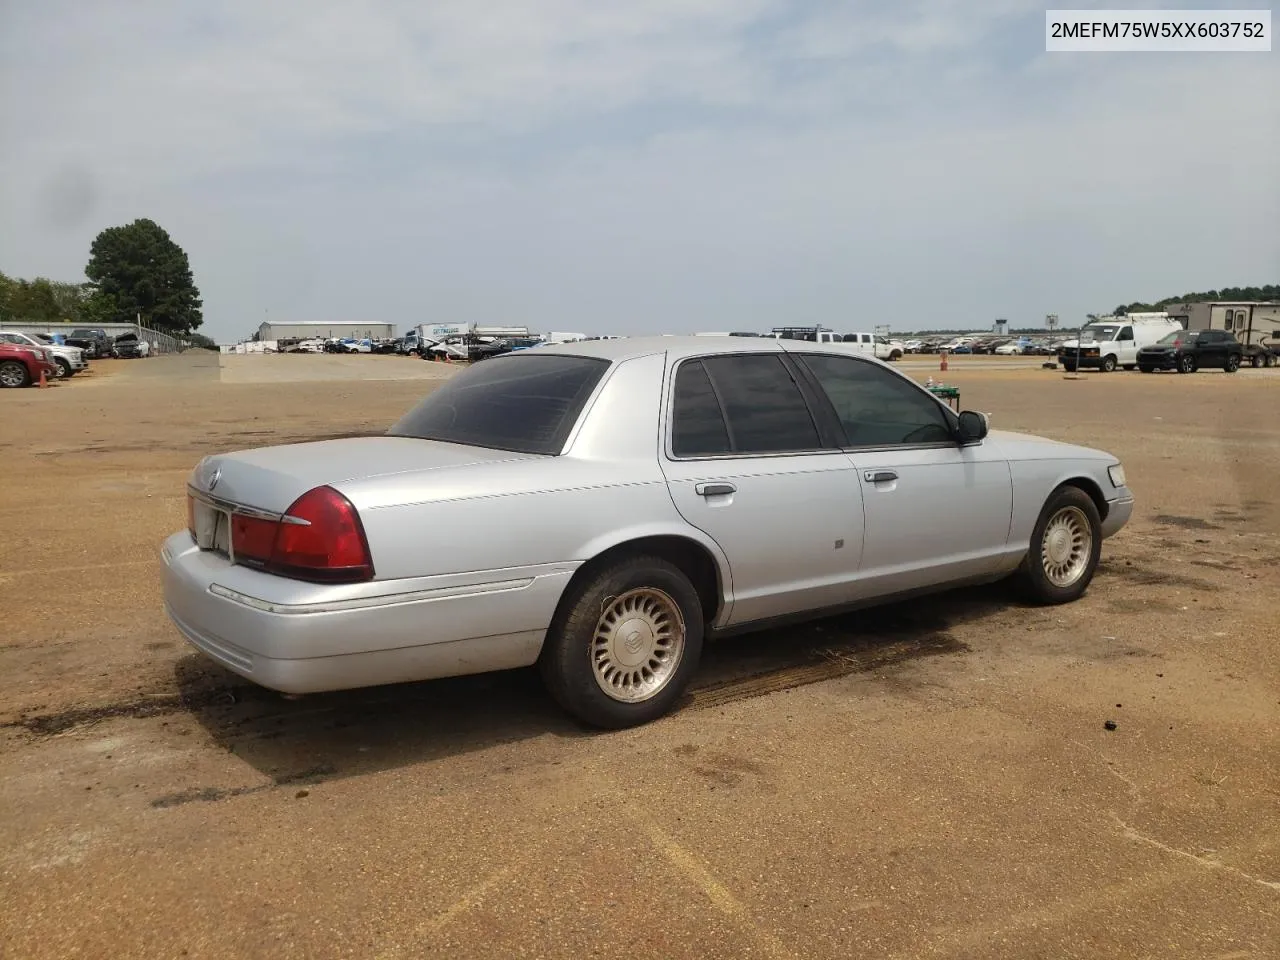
1058;316;1182;372
770;327;879;358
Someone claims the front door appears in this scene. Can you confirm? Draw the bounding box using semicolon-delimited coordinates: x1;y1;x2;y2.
786;350;1014;596
659;352;865;626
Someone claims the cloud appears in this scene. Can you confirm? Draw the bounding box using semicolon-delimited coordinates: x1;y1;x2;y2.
0;0;1276;338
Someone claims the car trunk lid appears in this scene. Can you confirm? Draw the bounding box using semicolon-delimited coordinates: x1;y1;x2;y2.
189;436;537;515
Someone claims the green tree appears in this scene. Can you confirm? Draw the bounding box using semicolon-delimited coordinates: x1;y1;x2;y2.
84;218;203;334
0;270;14;320
8;277;62;322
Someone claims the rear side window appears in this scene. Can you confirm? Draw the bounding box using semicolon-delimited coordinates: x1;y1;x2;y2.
388;355;609;454
674;355;821;455
671;361;731;456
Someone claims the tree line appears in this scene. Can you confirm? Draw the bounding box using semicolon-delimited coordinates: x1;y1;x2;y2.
1112;284;1279;316
0;218;204;338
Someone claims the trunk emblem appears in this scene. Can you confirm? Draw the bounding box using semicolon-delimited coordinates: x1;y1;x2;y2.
200;461;221;492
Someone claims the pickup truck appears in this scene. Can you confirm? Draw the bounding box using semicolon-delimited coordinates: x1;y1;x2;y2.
0;342;59;387
0;331;87;377
65;328;113;359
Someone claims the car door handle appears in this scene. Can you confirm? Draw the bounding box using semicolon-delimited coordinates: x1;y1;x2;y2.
864;470;898;483
695;482;736;497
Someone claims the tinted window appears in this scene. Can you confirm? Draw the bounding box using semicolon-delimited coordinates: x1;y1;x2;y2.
388;354;609;454
799;354;953;446
671;361;731;456
1118;327;1134;341
698;355;821;454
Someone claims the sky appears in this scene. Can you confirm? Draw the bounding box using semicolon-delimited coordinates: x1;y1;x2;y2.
1;0;1276;343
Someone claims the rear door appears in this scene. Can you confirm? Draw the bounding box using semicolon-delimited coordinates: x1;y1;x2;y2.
1197;331;1227;367
659;353;865;626
791;352;1013;596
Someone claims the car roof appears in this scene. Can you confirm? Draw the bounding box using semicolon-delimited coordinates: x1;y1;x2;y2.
524;335;893;365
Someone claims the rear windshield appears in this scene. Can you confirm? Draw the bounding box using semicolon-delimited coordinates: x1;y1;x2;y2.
387;354;610;454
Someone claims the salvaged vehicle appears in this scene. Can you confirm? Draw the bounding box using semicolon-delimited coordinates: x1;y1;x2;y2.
162;337;1133;728
0;331;87;377
65;327;112;359
1136;329;1244;374
0;342;59;387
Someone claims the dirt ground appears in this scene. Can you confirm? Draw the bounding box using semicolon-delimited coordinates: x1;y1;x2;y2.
2;352;1277;959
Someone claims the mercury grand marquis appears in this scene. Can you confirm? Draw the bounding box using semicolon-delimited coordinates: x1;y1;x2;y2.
162;336;1133;728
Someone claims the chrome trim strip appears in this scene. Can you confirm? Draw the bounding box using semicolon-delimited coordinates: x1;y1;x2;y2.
207;577;537;615
187;485;283;522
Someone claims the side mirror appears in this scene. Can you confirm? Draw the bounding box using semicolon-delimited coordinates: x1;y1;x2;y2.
956;410;989;444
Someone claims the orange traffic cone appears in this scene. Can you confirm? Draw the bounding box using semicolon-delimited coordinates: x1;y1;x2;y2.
940;351;949;372
37;367;48;388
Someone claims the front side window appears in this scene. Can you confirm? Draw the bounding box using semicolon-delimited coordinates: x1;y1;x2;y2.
671;355;822;456
1118;327;1134;341
388;354;609;454
799;354;954;446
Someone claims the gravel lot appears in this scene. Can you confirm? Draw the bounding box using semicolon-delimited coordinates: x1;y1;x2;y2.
2;352;1277;959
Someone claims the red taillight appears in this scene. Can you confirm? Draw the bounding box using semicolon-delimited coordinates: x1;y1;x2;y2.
230;513;278;567
265;486;373;583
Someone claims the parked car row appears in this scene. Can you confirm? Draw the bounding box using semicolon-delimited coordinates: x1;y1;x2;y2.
0;340;60;388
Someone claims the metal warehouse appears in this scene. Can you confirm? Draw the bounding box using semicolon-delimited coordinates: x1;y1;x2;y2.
257;321;397;341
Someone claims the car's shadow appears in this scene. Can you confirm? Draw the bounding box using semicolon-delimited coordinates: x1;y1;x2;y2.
173;583;1017;789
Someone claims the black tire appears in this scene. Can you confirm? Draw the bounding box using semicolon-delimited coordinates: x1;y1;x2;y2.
1138;365;1154;373
1224;354;1241;373
1017;485;1103;605
1249;352;1264;369
1101;355;1117;373
1122;364;1135;371
0;359;33;388
539;555;704;729
55;357;73;378
1178;354;1197;374
1062;361;1077;373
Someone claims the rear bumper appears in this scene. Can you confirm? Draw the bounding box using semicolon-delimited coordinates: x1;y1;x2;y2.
160;532;574;694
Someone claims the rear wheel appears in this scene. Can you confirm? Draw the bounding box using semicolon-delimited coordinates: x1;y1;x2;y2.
1224;353;1240;373
1249;352;1264;368
539;555;704;728
0;360;32;388
1018;486;1102;605
1179;354;1197;374
1101;355;1118;373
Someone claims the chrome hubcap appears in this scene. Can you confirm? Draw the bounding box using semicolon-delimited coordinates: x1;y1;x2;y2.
591;588;685;703
1041;506;1092;588
0;363;24;387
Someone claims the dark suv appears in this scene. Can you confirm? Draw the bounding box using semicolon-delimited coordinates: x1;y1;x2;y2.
1137;329;1243;374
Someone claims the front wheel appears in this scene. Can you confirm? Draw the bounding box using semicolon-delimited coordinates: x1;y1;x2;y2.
1062;361;1077;373
0;359;32;388
1224;354;1240;373
1179;354;1197;374
1101;355;1118;373
539;555;704;729
1138;365;1154;373
55;357;73;378
1249;353;1264;369
1018;486;1102;605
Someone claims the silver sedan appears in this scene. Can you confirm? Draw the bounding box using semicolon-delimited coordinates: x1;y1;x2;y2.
162;336;1133;728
